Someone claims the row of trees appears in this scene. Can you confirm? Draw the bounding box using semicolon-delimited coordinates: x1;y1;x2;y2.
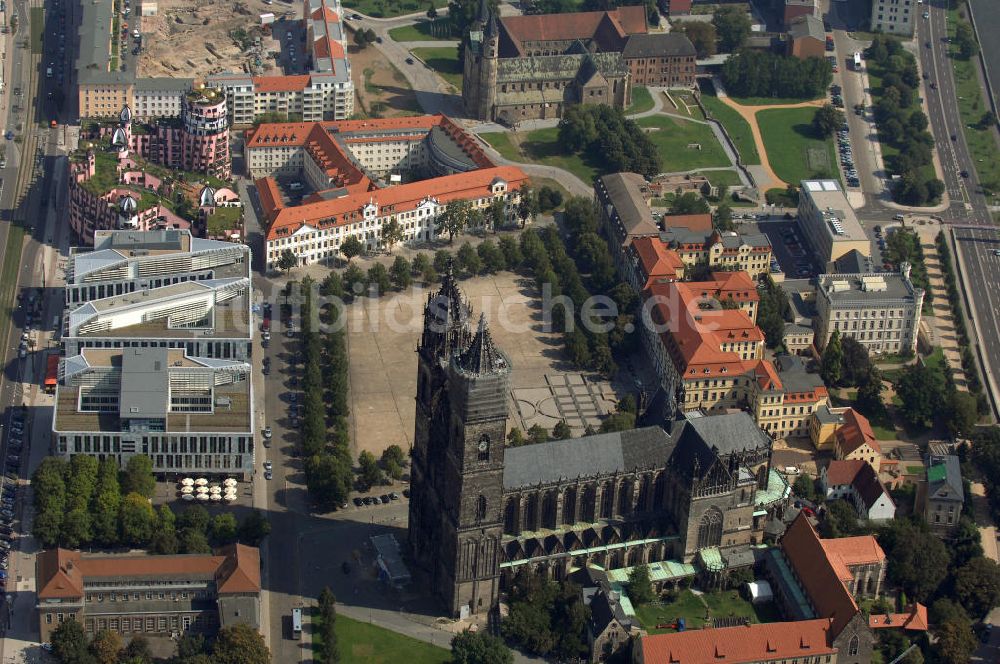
883;228;930;308
300;276;356;511
315;587;340;663
507;396;638;447
935;231;989;411
50;621;270;664
719;50;832;100
818;331;887;422
865;35;945;206
32;453;270;552
558;105;662;178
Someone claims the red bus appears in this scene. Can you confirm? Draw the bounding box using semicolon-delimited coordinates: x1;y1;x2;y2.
44;354;59;394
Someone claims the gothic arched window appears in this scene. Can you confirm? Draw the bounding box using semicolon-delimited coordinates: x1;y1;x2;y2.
696;507;723;550
477;434;490;462
848;635;860;656
476;495;488;523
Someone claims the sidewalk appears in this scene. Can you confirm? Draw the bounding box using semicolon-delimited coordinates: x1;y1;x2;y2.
916;226;969;388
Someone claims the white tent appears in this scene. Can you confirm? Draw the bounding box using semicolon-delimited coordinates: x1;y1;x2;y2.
180;486;194;494
181;478;195;486
223;478;238;487
746;580;774;604
181;493;195;501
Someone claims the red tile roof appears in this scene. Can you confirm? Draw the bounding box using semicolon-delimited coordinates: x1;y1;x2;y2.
37;546;262;600
645;275;764;379
870;603;929;632
500;6;647;48
824;459;867;486
780;514;859;637
662;213;713;232
630;236;685;288
835;408;881;456
639;619;837;663
820;533;886;574
265;166;528;241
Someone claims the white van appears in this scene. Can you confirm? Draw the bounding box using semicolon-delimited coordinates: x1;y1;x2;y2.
288;182;303;191
45;67;52;78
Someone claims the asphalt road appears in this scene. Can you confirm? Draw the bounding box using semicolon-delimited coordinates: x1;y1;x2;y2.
968;0;1000;111
918;2;991;225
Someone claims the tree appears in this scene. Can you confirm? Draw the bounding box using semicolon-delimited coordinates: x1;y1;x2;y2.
948;390;979;436
599;411;636;433
953;557;1000;619
33;508;64;548
819;499;858;538
340;236;364;262
669;192;710;215
712;5;751;52
211;513;239;545
51;618;91;664
122;635;153;664
212;623;272;664
933;618;977;664
813;103;845;137
238;509;272;545
367;263;391;295
451;630;513;664
353;28;370;48
856;369;888;421
955;20;979;59
390;255;412;291
793;475;817;502
839;337;873;387
121;455;155;498
317;587;339;663
436;199;471;243
674;20;716;58
895;363;946;428
879;519;950;602
358;450;384;489
552;421;572;440
178;504;211;534
305;453;353;510
342;264;366;296
478;240;506;273
507;428;526;447
527;424;549;445
381;218;404;253
434;248;453;274
713;203;734;231
625;564;654;605
66;455;99;511
61;508;93;549
381;445;406;469
457;242;482;275
181;528;212;554
278;249;298;273
119;493;156;546
487;197;506;232
427;3;438;19
89;629;123;664
820;330;843;386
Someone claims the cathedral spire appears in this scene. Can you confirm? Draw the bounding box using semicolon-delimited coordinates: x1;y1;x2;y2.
456;314;507;376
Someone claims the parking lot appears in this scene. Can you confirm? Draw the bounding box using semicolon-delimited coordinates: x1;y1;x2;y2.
272;19;309;75
831;84;860;189
748;220;820;279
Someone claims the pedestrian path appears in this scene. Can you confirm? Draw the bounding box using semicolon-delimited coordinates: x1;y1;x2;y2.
714;92;827;192
918;227;969;389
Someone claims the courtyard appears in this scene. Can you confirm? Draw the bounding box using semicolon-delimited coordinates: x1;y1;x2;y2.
340;270;617;459
633;588;781;635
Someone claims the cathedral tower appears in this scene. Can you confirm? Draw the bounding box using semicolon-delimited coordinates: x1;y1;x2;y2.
409;266;510;618
462;0;499;121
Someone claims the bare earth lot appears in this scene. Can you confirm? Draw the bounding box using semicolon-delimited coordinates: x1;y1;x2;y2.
139;0;297;78
348;42;420;117
343;271;615;458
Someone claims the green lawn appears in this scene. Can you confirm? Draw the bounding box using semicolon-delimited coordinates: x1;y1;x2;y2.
626;86;655;115
634;589;777;635
342;0;448;18
388;19;454;42
481;128;600;183
757;107;837;185
479;132;520;161
698;85;761;165
699;169;742;189
30;7;44;55
323;614;450;664
636;115;731;172
948;9;1000;196
411;47;463;89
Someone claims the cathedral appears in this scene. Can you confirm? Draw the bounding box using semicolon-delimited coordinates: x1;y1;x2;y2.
407;269;790;618
462;2;696;124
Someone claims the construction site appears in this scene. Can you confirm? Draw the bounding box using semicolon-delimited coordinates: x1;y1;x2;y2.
137;0;297;78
